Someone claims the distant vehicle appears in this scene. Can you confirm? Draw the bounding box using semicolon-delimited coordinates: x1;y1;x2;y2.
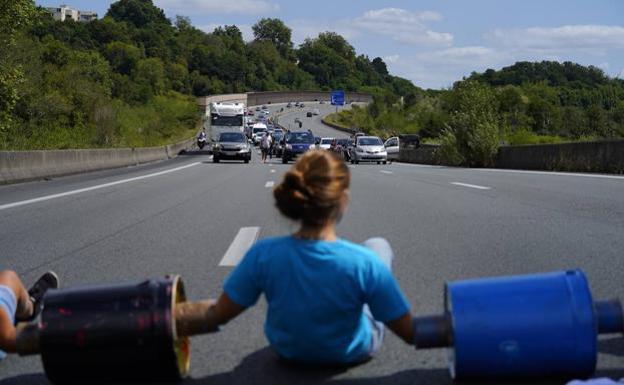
319;100;326;104
350;136;387;165
306;111;313;117
287;102;293;108
282;130;315;163
384;134;420;161
319;137;334;150
294;102;300;107
262;109;270;116
312;108;320;115
204;102;245;150
197;131;207;150
294;117;302;124
262;105;268;110
251;123;268;145
300;103;305;108
213;132;251;163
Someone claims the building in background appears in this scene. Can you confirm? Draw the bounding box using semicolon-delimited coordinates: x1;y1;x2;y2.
45;5;98;22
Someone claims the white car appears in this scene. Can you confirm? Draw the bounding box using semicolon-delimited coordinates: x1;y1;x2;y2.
350;136;387;164
319;137;334;150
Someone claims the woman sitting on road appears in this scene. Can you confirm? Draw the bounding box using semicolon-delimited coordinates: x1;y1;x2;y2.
185;150;414;364
0;271;59;360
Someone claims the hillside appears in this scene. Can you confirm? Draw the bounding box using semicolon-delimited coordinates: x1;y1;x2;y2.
0;0;417;150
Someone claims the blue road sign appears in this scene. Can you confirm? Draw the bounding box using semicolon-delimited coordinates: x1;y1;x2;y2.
331;90;345;106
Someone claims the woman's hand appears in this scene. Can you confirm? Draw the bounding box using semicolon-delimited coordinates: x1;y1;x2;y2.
385;312;414;345
175;293;246;337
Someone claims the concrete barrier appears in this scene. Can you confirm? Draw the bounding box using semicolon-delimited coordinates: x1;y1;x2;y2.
197;91;373;110
398;140;624;174
0;137;196;185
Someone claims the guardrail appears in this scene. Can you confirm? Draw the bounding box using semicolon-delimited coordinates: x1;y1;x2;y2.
0;138;195;185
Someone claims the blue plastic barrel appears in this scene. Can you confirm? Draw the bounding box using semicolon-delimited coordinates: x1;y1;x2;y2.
446;270;597;379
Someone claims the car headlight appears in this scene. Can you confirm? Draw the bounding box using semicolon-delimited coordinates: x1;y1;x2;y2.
285;144;292;150
309;144;315;150
380;150;387;155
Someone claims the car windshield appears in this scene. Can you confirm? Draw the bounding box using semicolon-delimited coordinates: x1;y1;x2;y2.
321;139;333;144
285;132;314;144
219;132;246;142
212;115;243;126
358;137;382;146
273;132;283;140
253;127;266;133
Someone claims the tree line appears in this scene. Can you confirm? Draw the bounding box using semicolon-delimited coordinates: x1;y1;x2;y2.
329;61;624;166
0;0;412;150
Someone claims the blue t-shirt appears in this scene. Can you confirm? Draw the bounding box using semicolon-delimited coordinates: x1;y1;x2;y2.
224;236;410;363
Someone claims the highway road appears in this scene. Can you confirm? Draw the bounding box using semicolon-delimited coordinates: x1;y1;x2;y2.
0;102;623;384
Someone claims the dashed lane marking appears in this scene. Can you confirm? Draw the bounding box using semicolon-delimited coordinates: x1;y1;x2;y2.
218;227;260;266
380;170;394;175
265;181;275;188
451;182;491;190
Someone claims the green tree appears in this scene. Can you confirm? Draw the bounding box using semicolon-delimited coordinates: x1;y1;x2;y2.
103;41;142;75
0;0;35;136
107;0;170;28
252;18;293;58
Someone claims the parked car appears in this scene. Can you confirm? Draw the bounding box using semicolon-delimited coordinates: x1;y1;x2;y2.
213;132;251;163
319;137;334;150
350;136;387;164
281;130;315;163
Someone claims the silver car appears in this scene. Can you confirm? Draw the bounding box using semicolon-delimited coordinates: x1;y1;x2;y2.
351;136;387;164
213;132;251;163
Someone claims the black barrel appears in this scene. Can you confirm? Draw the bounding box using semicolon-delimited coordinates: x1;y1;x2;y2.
40;276;190;383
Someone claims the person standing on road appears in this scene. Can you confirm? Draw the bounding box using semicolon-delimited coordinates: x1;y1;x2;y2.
268;133;275;160
183;150;414;365
0;271;59;360
260;132;272;163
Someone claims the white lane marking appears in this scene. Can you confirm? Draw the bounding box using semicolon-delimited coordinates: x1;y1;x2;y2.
393;162;624;180
270;169;276;173
380;170;394;175
219;227;260;266
265;181;275;188
451;182;491;190
0;162;201;211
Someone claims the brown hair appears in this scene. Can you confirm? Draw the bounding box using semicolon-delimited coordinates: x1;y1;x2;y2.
274;150;350;226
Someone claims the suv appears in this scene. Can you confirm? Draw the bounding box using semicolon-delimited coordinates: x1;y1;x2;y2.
282;130;315;163
213;132;251;163
350;136;387;164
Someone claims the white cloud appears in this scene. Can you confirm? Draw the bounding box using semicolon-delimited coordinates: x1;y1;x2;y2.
383;55;400;64
487;25;624;52
200;24;254;41
353;8;452;46
289;19;359;45
155;0;279;15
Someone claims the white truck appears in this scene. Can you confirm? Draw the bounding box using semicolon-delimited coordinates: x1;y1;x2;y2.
203;102;246;150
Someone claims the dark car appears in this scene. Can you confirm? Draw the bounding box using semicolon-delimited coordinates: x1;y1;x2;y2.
213;132;251;163
306;111;313;117
282;130;315;163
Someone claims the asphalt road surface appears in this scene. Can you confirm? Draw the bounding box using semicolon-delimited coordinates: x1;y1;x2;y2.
0;103;623;384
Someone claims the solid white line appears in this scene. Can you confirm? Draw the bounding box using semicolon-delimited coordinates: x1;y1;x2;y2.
451;182;491;190
265;181;275;188
219;227;260;266
0;162;201;211
380;170;394;175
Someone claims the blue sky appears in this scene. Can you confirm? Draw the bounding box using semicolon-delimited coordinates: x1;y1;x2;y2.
37;0;624;89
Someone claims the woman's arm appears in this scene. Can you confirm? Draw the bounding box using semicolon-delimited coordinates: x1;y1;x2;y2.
175;292;246;337
385;312;414;345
